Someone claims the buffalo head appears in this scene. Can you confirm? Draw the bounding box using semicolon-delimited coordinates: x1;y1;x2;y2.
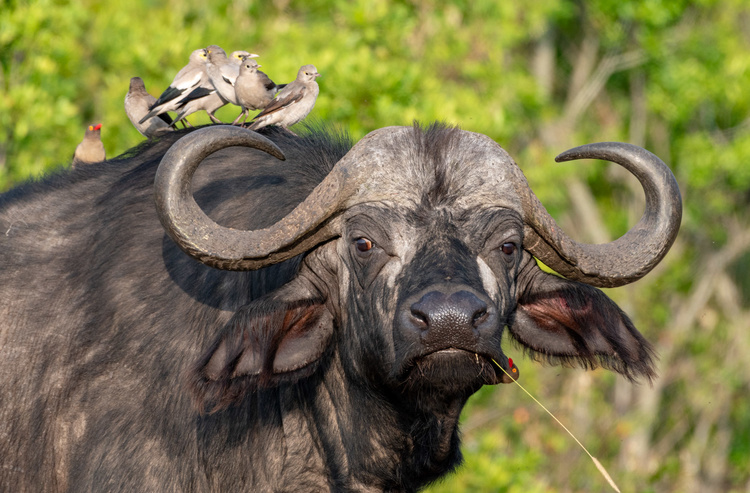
154;124;681;416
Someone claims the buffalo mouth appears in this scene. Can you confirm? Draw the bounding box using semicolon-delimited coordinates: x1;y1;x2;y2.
399;347;507;391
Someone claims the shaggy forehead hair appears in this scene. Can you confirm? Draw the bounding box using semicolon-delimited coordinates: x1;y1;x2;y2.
360;122;523;216
399;122;473;208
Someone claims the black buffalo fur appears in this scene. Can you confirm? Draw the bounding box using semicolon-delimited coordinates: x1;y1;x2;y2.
0;122;656;492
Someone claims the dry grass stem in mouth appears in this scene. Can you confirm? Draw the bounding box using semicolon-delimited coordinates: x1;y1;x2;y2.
491;358;621;493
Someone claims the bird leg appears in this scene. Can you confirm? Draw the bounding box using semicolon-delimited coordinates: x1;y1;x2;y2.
230;110;246;126
232;108;248;126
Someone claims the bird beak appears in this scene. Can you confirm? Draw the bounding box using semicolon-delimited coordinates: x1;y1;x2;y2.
93;124;102;131
248;53;259;58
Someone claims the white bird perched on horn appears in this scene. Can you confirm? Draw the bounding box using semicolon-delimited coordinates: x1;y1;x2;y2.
247;64;320;132
168;48;259;126
205;45;259;122
232;57;284;125
138;48;209;125
170;86;227;126
125;77;173;137
231;50;259;65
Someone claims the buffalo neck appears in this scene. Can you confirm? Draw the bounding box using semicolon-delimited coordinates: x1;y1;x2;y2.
293;349;470;492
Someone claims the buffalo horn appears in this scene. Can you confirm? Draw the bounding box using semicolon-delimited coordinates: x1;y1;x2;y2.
155;126;377;270
521;142;682;288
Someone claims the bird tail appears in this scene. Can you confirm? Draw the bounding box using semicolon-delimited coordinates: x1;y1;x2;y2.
138;108;159;124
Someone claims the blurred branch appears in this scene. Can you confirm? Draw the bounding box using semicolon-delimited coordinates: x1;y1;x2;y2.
532;30;555;99
565;32;599;110
652;415;691;458
703;411;731;491
678;388;730;492
666;222;750;351
564;50;647;127
628;70;647;147
711;117;750;143
564;177;611;244
0;142;6;172
620;220;750;475
542;39;647;150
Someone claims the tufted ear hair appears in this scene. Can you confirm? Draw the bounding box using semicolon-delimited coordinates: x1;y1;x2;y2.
188;280;334;414
508;256;657;382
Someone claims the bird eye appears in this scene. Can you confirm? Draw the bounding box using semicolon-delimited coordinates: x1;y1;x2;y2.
501;242;516;255
355;238;373;253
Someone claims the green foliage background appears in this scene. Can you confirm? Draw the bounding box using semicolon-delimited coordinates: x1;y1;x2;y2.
2;0;750;491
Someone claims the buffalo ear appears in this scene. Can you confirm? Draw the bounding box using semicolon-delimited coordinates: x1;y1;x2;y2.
509;264;656;382
189;295;334;414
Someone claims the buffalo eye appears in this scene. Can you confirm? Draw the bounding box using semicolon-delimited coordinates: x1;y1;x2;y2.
501;242;517;256
355;237;373;253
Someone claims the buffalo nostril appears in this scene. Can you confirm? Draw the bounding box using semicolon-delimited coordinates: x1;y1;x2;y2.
410;308;429;330
409;291;444;331
472;308;488;327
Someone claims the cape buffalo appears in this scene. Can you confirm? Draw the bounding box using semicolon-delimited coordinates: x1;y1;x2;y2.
0;123;681;492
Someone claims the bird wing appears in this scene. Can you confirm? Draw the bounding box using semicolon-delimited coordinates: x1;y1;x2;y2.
178;86;216;106
219;64;239;86
253;84;306;119
150;70;203;109
257;71;278;92
157;113;174;125
150;85;184;109
173;70;203;91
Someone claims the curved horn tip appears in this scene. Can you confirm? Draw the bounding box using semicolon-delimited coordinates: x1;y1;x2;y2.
554;147;585;163
553;142;648;164
192;125;286;161
236;126;287;161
